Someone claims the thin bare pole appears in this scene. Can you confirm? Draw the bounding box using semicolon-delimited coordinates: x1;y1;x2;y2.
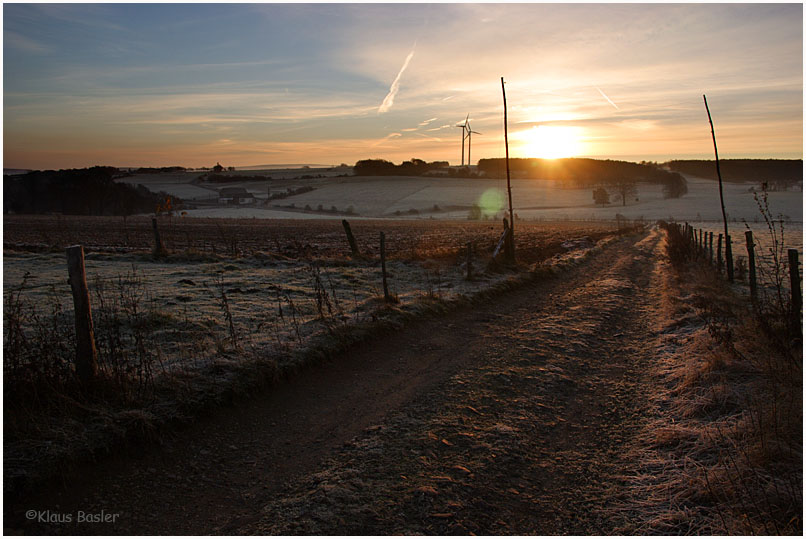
502;77;514;259
704;94;733;282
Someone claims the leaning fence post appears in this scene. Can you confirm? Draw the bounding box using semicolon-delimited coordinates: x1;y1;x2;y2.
745;231;757;302
66;245;98;384
152;217;167;256
342;219;360;258
380;231;391;302
717;234;723;273
788;249;801;332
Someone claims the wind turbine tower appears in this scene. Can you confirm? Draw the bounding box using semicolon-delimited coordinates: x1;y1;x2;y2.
465;118;482;168
456;114;469;166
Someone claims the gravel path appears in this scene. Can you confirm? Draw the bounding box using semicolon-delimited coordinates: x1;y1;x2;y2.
8;229;661;535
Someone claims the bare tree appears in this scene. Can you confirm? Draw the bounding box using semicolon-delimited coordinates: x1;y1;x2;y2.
609;178;637;206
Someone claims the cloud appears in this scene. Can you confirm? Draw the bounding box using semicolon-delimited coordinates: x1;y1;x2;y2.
5;31;51;54
418;117;438;126
378;47;415;113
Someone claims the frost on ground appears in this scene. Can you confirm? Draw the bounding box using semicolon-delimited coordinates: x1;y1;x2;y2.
118;171;802;224
7;226;797;535
238;232;661;535
3;218;618;498
614;230;802;535
235;227;798;536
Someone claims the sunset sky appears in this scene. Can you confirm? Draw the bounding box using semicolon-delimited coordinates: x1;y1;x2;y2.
4;3;803;170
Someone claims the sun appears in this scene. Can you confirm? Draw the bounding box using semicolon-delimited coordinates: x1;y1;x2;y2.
517;125;584;159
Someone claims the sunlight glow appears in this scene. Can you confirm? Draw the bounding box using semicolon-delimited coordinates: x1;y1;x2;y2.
516;125;585;159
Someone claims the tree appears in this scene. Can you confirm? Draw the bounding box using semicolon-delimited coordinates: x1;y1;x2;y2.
609;178;638;206
592;187;610;206
662;172;688;199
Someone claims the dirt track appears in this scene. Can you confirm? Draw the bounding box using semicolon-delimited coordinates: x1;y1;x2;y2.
8;229;662;535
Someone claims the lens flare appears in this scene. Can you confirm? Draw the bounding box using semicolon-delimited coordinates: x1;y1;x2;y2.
479;188;505;217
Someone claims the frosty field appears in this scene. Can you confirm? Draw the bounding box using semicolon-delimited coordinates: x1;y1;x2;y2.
117;169;803;224
3;218;617;374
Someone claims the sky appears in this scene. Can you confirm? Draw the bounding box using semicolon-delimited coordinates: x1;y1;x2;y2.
3;3;803;170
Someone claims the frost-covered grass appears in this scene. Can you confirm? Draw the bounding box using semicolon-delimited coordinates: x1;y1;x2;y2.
3;219;620;496
3;250;525;372
620;228;802;535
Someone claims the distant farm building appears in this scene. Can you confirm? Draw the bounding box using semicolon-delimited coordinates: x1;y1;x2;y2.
218;187;254;205
213;162;224;173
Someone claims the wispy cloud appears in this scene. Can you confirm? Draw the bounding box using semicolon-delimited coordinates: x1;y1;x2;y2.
5;31;51;54
378;46;415;113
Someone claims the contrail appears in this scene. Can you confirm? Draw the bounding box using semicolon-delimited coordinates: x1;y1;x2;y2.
596;86;619;110
378;47;415;113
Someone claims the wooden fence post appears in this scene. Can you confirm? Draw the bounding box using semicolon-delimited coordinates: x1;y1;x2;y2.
152;217;167;256
717;234;723;273
342;219;360;258
709;232;714;263
788;249;801;332
725;234;734;283
380;231;391;302
745;231;757;302
66;245;98;383
466;241;473;280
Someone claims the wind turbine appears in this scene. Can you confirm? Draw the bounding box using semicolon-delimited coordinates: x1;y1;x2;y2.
465;118;482;168
456;114;469;166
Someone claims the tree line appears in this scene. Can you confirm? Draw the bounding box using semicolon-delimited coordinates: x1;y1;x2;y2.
666;159;802;189
354;158;450;176
477;157;688;202
4;166;180;216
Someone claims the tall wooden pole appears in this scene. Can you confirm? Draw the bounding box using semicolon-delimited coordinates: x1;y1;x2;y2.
704;95;733;282
501;77;514;261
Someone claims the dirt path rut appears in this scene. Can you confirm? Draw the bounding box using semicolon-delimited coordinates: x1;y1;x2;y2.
9;230;661;535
